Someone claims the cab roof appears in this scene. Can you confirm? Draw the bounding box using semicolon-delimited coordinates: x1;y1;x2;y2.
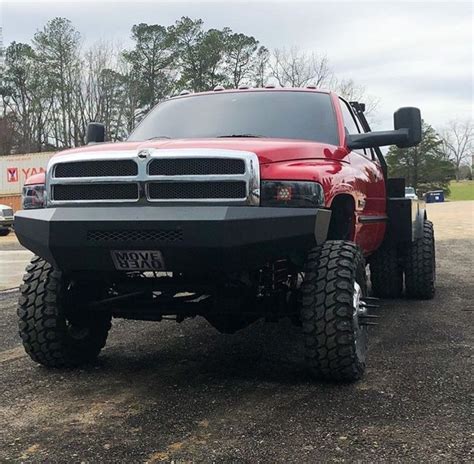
169;86;333;101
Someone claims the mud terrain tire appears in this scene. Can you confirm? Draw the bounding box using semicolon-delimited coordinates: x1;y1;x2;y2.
18;256;111;367
300;241;368;382
404;220;436;299
369;244;403;298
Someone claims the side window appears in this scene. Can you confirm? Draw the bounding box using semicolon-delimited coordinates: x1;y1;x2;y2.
340;99;376;160
367;147;376;161
339;99;361;135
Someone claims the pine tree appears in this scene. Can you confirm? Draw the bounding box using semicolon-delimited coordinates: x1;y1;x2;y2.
386;121;456;195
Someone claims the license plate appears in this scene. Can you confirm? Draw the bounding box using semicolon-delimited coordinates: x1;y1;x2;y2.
111;250;165;271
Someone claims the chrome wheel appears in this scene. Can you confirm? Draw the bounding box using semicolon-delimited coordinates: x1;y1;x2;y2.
353;281;368;364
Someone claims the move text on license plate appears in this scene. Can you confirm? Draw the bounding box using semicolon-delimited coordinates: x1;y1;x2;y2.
111;250;165;271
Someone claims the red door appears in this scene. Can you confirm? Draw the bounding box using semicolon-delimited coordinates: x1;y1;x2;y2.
338;98;386;255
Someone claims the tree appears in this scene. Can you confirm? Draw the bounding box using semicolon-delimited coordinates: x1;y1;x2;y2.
122;23;175;111
196;28;229;89
386;121;456;194
224;33;259;88
440;119;473;180
457;164;472;180
270;46;332;88
169;17;228;92
334;78;378;117
1;42;44;153
33;17;82;147
97;67;129;141
252;46;270;87
82;40;118;125
0;114;15;154
0;15;383;154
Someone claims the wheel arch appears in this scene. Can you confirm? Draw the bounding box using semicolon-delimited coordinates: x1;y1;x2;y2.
386;198;428;244
413;203;427;240
327;193;356;240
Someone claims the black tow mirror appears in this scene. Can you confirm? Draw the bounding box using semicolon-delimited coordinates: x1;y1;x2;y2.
347;107;422;150
86;122;105;144
393;107;422;147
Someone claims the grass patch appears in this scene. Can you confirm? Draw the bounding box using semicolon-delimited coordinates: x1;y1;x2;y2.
448;180;474;201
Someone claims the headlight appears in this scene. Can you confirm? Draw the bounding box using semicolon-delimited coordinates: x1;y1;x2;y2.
21;184;46;209
260;181;324;207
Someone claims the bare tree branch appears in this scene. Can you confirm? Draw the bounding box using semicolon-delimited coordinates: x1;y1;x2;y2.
270;46;333;88
440;119;473;180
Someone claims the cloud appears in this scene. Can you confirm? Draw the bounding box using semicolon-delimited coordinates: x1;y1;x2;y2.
2;0;472;130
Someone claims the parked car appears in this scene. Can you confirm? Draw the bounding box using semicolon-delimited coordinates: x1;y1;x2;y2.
0;204;14;236
16;87;436;382
405;186;418;200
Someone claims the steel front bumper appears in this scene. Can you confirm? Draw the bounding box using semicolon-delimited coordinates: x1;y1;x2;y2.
14;206;331;272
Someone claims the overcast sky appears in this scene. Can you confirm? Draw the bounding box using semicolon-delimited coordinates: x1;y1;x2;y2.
1;0;472;131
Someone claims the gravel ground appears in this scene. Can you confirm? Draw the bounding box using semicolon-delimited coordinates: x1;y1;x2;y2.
0;202;472;463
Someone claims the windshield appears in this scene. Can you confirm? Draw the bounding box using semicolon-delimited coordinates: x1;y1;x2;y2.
405;187;415;194
128;91;339;145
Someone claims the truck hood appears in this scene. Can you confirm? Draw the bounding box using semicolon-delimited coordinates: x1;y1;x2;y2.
51;138;344;164
26;138;346;185
24;173;46;186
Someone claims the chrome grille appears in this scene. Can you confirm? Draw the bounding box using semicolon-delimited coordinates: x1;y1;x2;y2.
52;184;139;201
148;158;245;176
87;229;183;242
46;149;260;206
55;160;138;178
148;181;246;200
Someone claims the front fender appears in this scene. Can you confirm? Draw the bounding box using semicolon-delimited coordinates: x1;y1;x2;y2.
386;197;427;244
24;172;46;186
260;159;353;207
413;200;427;240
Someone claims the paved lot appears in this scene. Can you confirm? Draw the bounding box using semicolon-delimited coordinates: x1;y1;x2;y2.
0;202;472;463
0;232;33;290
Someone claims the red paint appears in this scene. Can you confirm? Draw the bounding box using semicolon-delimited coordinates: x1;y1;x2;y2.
24;89;387;255
24;172;45;185
48;138;343;164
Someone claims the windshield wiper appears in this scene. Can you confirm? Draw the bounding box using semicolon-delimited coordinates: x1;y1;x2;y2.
145;134;266;140
217;134;266;138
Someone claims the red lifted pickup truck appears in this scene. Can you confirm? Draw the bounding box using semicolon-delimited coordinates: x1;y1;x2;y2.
16;88;435;382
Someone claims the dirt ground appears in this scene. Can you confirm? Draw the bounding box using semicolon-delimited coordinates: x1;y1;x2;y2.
0;201;472;463
425;200;474;240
